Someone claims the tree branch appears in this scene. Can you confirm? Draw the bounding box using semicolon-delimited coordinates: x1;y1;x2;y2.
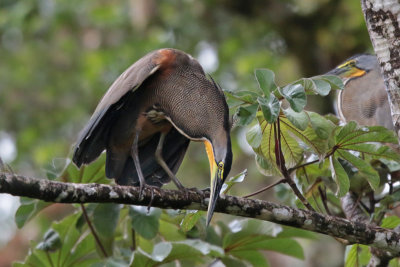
1;172;400;255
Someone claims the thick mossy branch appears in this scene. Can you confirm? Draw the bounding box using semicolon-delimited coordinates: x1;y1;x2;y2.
1;172;400;255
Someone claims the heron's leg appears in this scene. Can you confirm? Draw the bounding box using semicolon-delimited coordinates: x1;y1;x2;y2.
131;130;146;199
155;132;186;191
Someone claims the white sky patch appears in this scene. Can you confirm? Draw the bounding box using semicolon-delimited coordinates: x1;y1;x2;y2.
0;195;19;247
0;131;17;163
196;42;219;73
237;128;254;156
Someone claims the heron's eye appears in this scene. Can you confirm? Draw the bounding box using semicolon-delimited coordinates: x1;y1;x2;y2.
218;162;224;169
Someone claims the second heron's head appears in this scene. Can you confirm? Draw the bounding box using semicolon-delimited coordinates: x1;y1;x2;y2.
327;54;377;81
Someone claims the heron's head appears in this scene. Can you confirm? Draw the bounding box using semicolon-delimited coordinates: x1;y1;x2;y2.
327;54;377;81
204;135;232;226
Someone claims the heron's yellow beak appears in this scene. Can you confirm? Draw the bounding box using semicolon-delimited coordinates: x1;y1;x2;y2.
204;140;224;226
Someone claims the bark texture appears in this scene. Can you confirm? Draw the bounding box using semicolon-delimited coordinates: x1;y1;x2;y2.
361;0;400;139
1;172;400;256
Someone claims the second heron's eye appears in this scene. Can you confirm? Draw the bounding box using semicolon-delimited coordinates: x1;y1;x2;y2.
218;162;224;169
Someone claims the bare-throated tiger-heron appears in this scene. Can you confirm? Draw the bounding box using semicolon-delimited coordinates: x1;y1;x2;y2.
327;54;393;130
72;48;232;225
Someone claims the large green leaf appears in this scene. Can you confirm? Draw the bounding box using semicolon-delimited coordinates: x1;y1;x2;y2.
92;203;121;255
345;244;359;267
294;75;343;96
62;153;109;184
255;112;331;176
337;150;380;190
93;204;121;238
257;95;280;123
246;123;263;148
224;90;260;104
230;250;269;267
283;107;309;131
180;210;202;232
234;104;258;126
129;240;224;267
381;216;400;229
15;197;51;228
223;219;304;260
320;75;344;90
336;124;398;146
255;68;277;96
15;213;98;267
280;84;306;112
329;156;350;197
344;244;371;267
130;206;161;240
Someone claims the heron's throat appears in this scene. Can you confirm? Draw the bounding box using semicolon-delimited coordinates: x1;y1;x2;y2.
347;68;366;79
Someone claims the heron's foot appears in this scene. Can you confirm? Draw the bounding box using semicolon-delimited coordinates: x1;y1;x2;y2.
138;183;160;200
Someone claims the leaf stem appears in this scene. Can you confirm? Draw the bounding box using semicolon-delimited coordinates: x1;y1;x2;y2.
80;204;108;258
243;178;285;198
46;251;54;267
276;118;315;212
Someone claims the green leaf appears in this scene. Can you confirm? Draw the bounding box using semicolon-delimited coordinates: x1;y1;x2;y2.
223;220;304;260
130;249;156;267
230;250;269;267
15;197;51;228
18;213;98;266
180;210;202;232
221;256;247;267
130;240;224;266
342;144;400;161
44;158;70;180
330;156;350;197
336;125;398;146
320;75;344;90
381;216;400;229
63;153;109;184
234;104;258;126
277;226;318;239
345;244;359;267
93;203;121;238
308;111;336;140
224;219;275;248
255;112;330;176
225;90;260;104
311;78;331;96
222;169;247;194
246;123;263;148
152;242;173;262
337;150;380;190
257;95;280;123
255;154;281;176
130;206;161;239
255;68;277;96
92;258;130;267
282;107;309;131
336;121;358;142
280;84;306;112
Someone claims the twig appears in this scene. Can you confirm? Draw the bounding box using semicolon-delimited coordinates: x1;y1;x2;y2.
80;204;108;258
243;178;285;198
275;118;315;211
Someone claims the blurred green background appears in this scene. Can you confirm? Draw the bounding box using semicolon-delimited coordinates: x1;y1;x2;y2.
0;0;372;266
